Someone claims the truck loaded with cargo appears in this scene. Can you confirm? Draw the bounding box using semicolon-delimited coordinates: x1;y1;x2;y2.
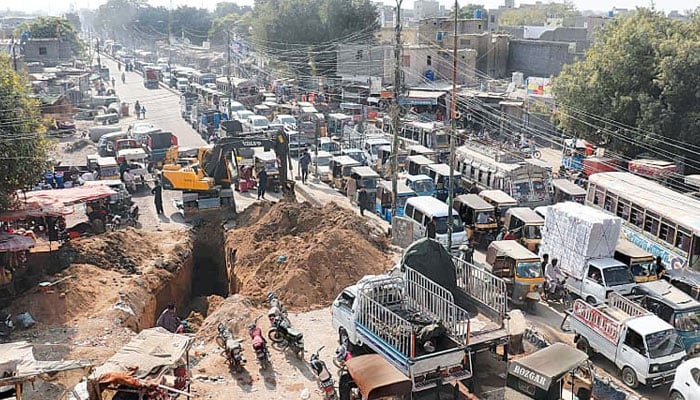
540;202;636;304
562;292;686;389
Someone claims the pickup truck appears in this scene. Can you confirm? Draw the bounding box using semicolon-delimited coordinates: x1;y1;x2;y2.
331;267;472;392
563;258;637;304
563;292;686;389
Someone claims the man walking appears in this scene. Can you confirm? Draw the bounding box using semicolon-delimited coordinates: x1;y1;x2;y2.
151;180;164;215
257;167;268;200
134;101;141;120
156;303;179;333
358;185;368;216
299;150;311;183
140;105;146;119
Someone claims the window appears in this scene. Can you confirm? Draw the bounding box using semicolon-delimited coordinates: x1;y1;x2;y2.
644;211;660;236
490;15;496;23
338;292;355;309
623;329;645;355
587;266;602;284
594;186;605;206
603;193;617;212
691;368;700;385
413;210;425;225
426;55;432;66
459;39;472;47
405;204;414;219
659;219;676;245
477;24;482;30
402;55;411;67
675;227;691;253
355;49;363;60
586;183;596;203
616;199;631;221
39;47;47;55
629;204;644;228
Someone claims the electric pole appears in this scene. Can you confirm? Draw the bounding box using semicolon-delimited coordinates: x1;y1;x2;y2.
390;0;404;219
96;38;101;70
447;0;458;251
10;35;18;72
227;30;233;119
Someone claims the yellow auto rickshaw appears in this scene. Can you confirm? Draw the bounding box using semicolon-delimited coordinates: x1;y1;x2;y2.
329;155;360;192
614;238;658;283
503;207;545;253
454;194;498;247
485;240;544;312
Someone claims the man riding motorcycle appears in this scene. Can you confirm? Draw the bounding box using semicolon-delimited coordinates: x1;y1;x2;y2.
544;258;564;298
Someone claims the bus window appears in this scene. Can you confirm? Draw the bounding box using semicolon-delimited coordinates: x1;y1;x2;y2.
604;193;617;212
659;219;676;245
587;183;596;203
594;186;605;206
676;228;691;253
630;204;644;228
616;199;631;221
644;211;660;236
692;235;700;272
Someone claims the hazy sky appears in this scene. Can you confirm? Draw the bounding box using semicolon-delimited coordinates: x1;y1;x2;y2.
7;0;696;15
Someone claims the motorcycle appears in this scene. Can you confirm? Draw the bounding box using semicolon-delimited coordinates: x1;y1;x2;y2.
266;292;289;326
247;316;271;369
216;322;246;373
333;343;352;372
520;146;542;159
544;277;572;308
268;315;304;359
110;205;139;231
309;346;337;400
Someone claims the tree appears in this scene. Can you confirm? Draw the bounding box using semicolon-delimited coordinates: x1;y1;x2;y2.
552;8;700;170
64;12;82;33
0;55;51;211
15;17;86;59
452;4;488;21
214;2;252;16
209;13;252;46
499;1;577;26
171;6;213;46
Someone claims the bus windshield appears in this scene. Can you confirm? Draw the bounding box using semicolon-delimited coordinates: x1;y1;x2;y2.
435;215;465;234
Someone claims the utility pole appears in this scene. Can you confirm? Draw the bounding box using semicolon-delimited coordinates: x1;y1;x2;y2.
447;0;458;251
168;0;173;85
96;38;101;70
390;0;404;219
10;35;18;72
227;30;233;119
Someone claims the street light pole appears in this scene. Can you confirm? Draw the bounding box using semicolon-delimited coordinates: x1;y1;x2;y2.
447;0;458;251
227;30;232;119
391;0;404;219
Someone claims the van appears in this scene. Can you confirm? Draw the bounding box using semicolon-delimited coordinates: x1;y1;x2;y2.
97;131;129;157
89;125;123;142
403;196;466;250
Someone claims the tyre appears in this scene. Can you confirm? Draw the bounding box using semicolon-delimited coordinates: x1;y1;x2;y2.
585;296;597;305
670;391;685;400
562;292;573;309
533;151;541;159
575;337;591;356
338;328;349;346
268;328;284;343
621;366;639;389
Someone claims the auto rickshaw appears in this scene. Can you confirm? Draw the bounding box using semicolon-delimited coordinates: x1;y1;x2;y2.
96;156;120;180
375;180;416;222
404;174;436;197
405;155;434;176
614;238;658;283
454;194;498;247
329;155;360;192
406;144;437;162
551;178;587;204
346;166;380;207
375;145;407;178
485;240;544;311
420;163;462;202
503;207;545;252
479;189;518;224
254;151;280;192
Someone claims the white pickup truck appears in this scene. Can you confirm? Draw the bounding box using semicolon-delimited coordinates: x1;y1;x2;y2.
563;292;686;389
564;257;637;304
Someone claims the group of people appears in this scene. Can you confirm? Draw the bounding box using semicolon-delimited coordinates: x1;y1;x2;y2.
134;101;147;119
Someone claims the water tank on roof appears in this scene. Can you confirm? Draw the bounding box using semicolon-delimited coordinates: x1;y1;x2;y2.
474;9;483;19
425;69;435;81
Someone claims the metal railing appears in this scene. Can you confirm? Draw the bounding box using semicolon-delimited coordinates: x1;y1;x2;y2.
608;292;650;318
357;290;414;357
453;256;508;319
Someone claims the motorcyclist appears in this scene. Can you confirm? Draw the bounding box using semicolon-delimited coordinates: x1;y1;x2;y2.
545;258;563;296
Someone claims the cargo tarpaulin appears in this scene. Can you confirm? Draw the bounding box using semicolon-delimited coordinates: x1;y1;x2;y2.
0;186;116;222
540;202;621;279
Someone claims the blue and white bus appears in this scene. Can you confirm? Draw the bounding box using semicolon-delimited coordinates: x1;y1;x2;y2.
586;172;700;297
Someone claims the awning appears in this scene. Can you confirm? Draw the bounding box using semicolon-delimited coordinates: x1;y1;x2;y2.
398;90;445;106
345;354;412;399
0;233;36;253
0;186;117;222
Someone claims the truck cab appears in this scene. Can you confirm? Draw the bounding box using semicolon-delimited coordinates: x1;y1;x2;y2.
565;258;636;304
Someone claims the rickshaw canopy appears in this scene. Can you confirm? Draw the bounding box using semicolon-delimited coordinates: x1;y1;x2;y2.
506;207;544;225
486;240;539;265
406;155;434;166
423;163;460;178
332;155;362;167
615;238;653;260
407;144;436;156
507;343;588;391
551;179;586;197
378;180;414;196
480;189;518;207
351;166;380;179
345;354;412;399
455;194;494;212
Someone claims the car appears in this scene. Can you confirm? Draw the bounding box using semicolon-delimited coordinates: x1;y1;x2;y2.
245;115;270;132
311;150;333;182
272;114;297;130
670;357;700;400
175;78;189;92
235;110;254;121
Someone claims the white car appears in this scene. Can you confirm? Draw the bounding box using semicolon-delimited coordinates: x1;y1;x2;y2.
272;114;297;130
311;150;333;182
235;110;254;121
245;115;270;132
671;357;700;400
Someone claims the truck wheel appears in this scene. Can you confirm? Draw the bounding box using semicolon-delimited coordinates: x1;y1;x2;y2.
670;391;686;400
575;337;591;356
621;366;639;389
338;328;349;346
585;296;597;305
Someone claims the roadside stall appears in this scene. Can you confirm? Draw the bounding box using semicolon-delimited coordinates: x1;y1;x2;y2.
0;233;36;297
87;328;193;400
0;341;92;400
339;354;412;400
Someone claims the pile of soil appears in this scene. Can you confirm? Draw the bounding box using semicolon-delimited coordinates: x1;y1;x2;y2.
225;200;392;310
182;295;225;331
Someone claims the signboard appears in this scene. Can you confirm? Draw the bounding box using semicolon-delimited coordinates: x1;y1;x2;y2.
508;363;550;390
370;77;382;95
572;300;620;343
526;77;552;97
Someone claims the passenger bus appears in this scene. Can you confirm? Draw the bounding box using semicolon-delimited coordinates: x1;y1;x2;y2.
191;71;216;86
455;143;551;208
215;76;260;107
586;172;700;293
398;120;450;160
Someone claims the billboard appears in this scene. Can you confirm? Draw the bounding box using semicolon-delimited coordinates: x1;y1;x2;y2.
526;77;552;97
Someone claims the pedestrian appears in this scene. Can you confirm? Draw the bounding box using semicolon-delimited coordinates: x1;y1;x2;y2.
257;167;268;200
496;227;507;241
141;105;146;119
111;77;115;87
117;62;121;71
299;150;311;183
151;180;164;215
427;218;436;239
156;303;180;333
358;185;368;216
134;101;141;119
540;254;549;276
121;71;125;84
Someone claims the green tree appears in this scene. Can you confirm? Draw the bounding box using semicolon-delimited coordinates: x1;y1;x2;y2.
452;4;488;21
171;6;213;46
64;12;82;33
552;8;700;168
0;55;51;211
214;2;253;16
499;1;577;26
209;12;252;46
15;17;86;58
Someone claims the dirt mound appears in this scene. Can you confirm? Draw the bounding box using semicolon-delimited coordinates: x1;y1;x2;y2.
60;229;191;273
196;294;257;342
183;295;225;331
226;200;392;310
